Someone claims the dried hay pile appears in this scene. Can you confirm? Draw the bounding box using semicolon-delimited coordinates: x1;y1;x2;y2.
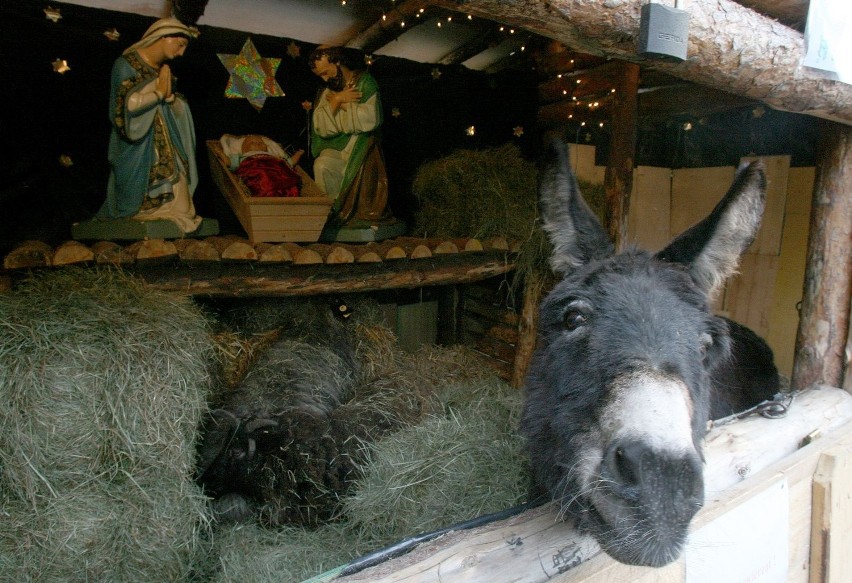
412;143;605;291
0;276;530;582
0;268;216;582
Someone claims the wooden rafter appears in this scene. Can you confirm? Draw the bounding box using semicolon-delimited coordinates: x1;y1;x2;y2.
345;0;434;55
429;0;852;127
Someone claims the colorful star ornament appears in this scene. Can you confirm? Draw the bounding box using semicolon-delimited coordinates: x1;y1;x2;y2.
513;126;524;137
217;38;284;111
301;100;313;111
44;7;62;22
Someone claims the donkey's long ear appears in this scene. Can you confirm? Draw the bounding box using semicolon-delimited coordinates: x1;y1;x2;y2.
539;138;614;275
656;161;766;298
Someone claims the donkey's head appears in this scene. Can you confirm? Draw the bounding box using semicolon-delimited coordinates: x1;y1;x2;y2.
521;139;766;567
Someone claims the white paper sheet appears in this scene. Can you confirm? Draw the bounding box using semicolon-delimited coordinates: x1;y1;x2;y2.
803;0;852;84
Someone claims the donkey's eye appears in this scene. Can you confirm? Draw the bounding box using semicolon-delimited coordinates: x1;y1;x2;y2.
699;332;713;357
563;309;587;330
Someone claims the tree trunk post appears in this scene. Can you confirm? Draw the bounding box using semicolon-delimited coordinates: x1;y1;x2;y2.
603;61;639;250
791;122;852;391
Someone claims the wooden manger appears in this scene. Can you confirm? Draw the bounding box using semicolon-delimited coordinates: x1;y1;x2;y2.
315;385;852;583
206;140;333;244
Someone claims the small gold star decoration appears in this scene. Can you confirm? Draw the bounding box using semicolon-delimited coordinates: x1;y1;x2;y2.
301;100;313;111
44;7;62;22
52;58;71;74
513;126;524;137
286;41;301;59
431;68;442;80
465;125;476;136
103;28;120;41
364;55;374;66
59;154;74;167
391;107;401;118
217;38;284;111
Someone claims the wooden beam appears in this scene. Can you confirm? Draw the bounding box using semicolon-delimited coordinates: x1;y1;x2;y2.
792;122;852;391
131;253;516;298
603;61;639;250
438;26;502;65
430;0;852;126
737;0;809;30
346;0;434;55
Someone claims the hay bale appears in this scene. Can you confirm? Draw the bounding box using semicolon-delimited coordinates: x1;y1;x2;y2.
412;143;605;289
210;522;357;583
342;376;529;546
0;268;215;581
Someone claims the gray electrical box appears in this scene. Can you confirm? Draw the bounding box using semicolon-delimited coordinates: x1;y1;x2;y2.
638;3;689;61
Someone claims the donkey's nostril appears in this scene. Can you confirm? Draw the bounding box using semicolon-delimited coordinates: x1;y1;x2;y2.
613;444;641;487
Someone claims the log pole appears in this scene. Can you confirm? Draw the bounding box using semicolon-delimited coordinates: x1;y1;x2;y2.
603;61;639;250
791;122;852;391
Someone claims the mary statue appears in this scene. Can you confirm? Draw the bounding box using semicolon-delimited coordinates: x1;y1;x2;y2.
96;18;203;234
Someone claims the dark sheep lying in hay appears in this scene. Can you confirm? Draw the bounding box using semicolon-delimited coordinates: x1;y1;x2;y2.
196;300;434;527
522;139;779;568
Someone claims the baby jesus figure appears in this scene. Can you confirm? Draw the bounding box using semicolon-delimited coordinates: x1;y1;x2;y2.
219;134;305;198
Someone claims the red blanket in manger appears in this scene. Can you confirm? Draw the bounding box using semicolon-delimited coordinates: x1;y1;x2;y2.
235;154;301;198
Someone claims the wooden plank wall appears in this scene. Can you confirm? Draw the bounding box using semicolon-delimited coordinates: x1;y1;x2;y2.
588;150;814;379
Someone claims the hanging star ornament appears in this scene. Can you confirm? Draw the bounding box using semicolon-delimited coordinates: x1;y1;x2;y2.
44;7;62;22
286;41;301;59
513;126;524;137
103;28;120;42
52;58;70;74
391;107;401;118
301;100;313;111
217;38;284;111
431;68;442;80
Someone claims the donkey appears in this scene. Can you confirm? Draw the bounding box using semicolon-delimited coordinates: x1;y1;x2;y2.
521;139;777;567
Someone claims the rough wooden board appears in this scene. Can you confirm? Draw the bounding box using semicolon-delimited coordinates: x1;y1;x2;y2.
809;445;852;583
765;167;814;378
784;167;816;216
741;155;790;256
670;167;736;238
722;253;780;340
569;144;601;185
627;166;672;252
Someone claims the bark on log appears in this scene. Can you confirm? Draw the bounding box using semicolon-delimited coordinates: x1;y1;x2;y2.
792;123;852;391
512;272;544;389
430;0;852;126
603;61;639;250
139;255;515;297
